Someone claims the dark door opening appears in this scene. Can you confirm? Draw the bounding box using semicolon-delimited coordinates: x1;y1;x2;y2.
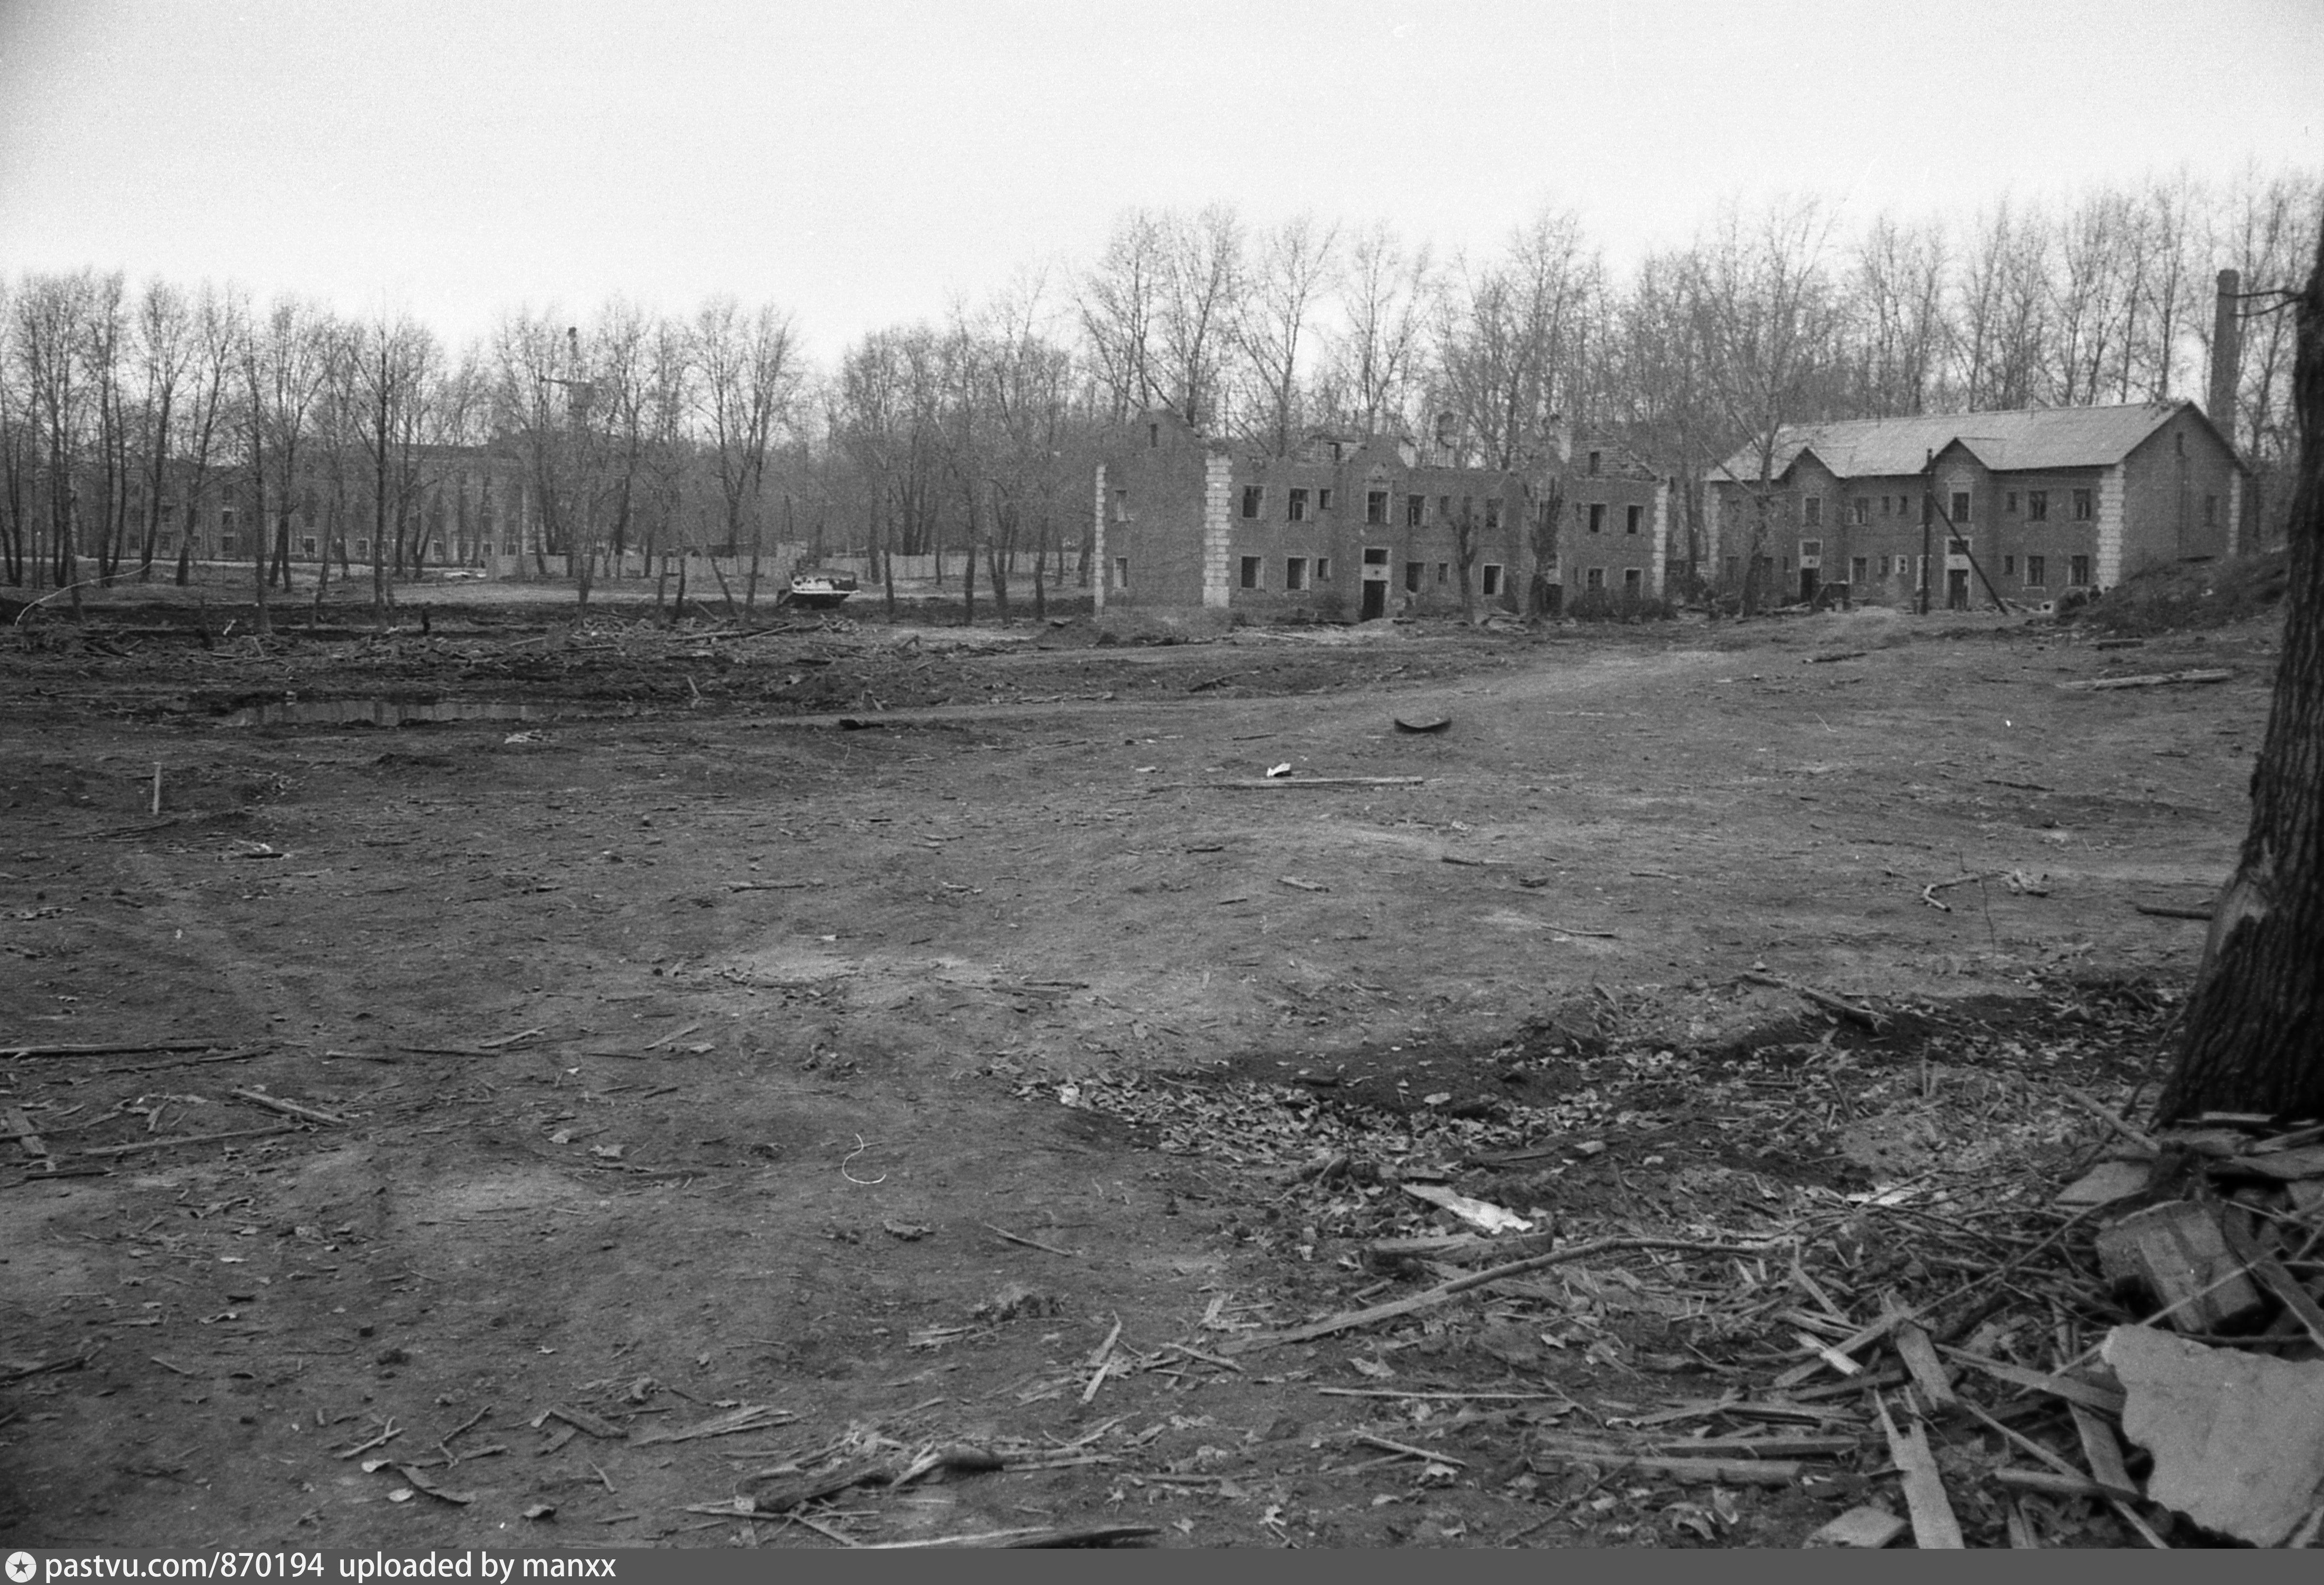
1359;579;1387;620
1800;568;1819;604
1947;568;1970;610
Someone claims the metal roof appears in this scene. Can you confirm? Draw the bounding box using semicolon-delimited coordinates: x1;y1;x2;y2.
1712;400;2234;483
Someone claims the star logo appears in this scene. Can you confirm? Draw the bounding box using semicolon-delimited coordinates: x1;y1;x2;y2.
6;1552;37;1584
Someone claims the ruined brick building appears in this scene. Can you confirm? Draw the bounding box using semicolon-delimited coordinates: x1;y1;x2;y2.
1094;410;1668;619
1705;400;2248;610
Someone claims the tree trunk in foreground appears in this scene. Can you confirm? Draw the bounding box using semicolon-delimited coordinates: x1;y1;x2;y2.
2157;223;2324;1123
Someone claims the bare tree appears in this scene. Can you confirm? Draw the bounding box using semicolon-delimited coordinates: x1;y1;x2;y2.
1318;221;1435;436
1151;206;1244;432
1435;207;1598;469
1689;196;1841;616
350;307;437;620
1233;214;1338;456
130;279;194;581
693;296;801;570
1079;209;1165;424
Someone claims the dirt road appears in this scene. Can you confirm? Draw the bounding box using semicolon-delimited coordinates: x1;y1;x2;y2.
0;601;2271;1547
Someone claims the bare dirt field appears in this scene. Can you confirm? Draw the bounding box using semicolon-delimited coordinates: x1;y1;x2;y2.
0;591;2280;1549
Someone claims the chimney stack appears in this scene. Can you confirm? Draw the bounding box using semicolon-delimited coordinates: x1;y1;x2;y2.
2208;269;2241;450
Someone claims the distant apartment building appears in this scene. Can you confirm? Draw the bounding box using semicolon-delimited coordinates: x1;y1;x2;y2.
1705;400;2247;610
1095;410;1668;620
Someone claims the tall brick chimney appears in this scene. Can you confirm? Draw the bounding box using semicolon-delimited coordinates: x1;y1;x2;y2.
2208;269;2241;450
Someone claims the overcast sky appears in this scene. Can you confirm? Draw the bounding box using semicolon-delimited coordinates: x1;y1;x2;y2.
2;0;2318;357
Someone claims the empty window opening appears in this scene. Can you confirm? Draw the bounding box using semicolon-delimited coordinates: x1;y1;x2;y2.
1588;503;1606;533
1585;567;1605;590
1147;422;1159;448
1114;556;1130;589
1405;494;1425;526
1285;557;1309;591
1316;488;1333;513
1804;496;1822;528
1366;490;1388;524
1239;556;1263;590
300;535;317;557
1483;498;1501;530
1112;488;1129;521
2025;555;2047;587
1951;491;1971;524
1587;450;1601;475
1362;546;1390;566
1480;564;1503;596
1287;488;1308;521
1626;504;1642;535
2073;488;2093;520
1623;568;1643;594
2006;491;2019;514
1948;538;1969;556
1241;485;1262;518
1438;496;1451;522
1851;498;1869;525
1316;558;1330;581
1403;561;1422;592
1435;562;1448;585
2003;554;2016;575
1850;555;1868;584
2070;554;2091;586
2028;489;2048;521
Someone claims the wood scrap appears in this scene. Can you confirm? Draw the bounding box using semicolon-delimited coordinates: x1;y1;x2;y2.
1199;777;1426;789
1;1039;224;1059
979;1222;1079;1256
1772;1305;1916;1389
632;1403;796;1445
230;1088;349;1127
1226;1234;1779;1352
393;1463;475;1505
2093;1200;2264;1332
2134;902;2214;921
1892;1320;1958;1407
1530;1448;1803;1486
1353;1433;1467;1466
534;1405;627;1440
74;1124;297;1158
4;1107;47;1162
743;1455;893;1514
1365;1229;1557;1267
1937;1347;2126;1415
1877;1394;1964;1548
2217;1210;2324;1351
2063;1088;2162;1156
1737;971;1889;1032
2057;668;2234;690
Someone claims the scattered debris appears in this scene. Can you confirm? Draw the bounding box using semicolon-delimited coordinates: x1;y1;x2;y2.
2057;669;2236;691
1392;716;1450;733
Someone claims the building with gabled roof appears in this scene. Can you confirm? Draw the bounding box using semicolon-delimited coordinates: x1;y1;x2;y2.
1705;399;2247;610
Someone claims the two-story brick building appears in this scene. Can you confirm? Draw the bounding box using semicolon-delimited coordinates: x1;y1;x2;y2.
1705;400;2247;610
1095;411;1667;620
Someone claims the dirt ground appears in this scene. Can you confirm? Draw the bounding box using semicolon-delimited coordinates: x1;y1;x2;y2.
0;590;2280;1549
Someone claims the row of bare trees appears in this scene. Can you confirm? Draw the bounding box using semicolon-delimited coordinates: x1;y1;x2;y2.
0;276;809;626
7;168;2317;617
